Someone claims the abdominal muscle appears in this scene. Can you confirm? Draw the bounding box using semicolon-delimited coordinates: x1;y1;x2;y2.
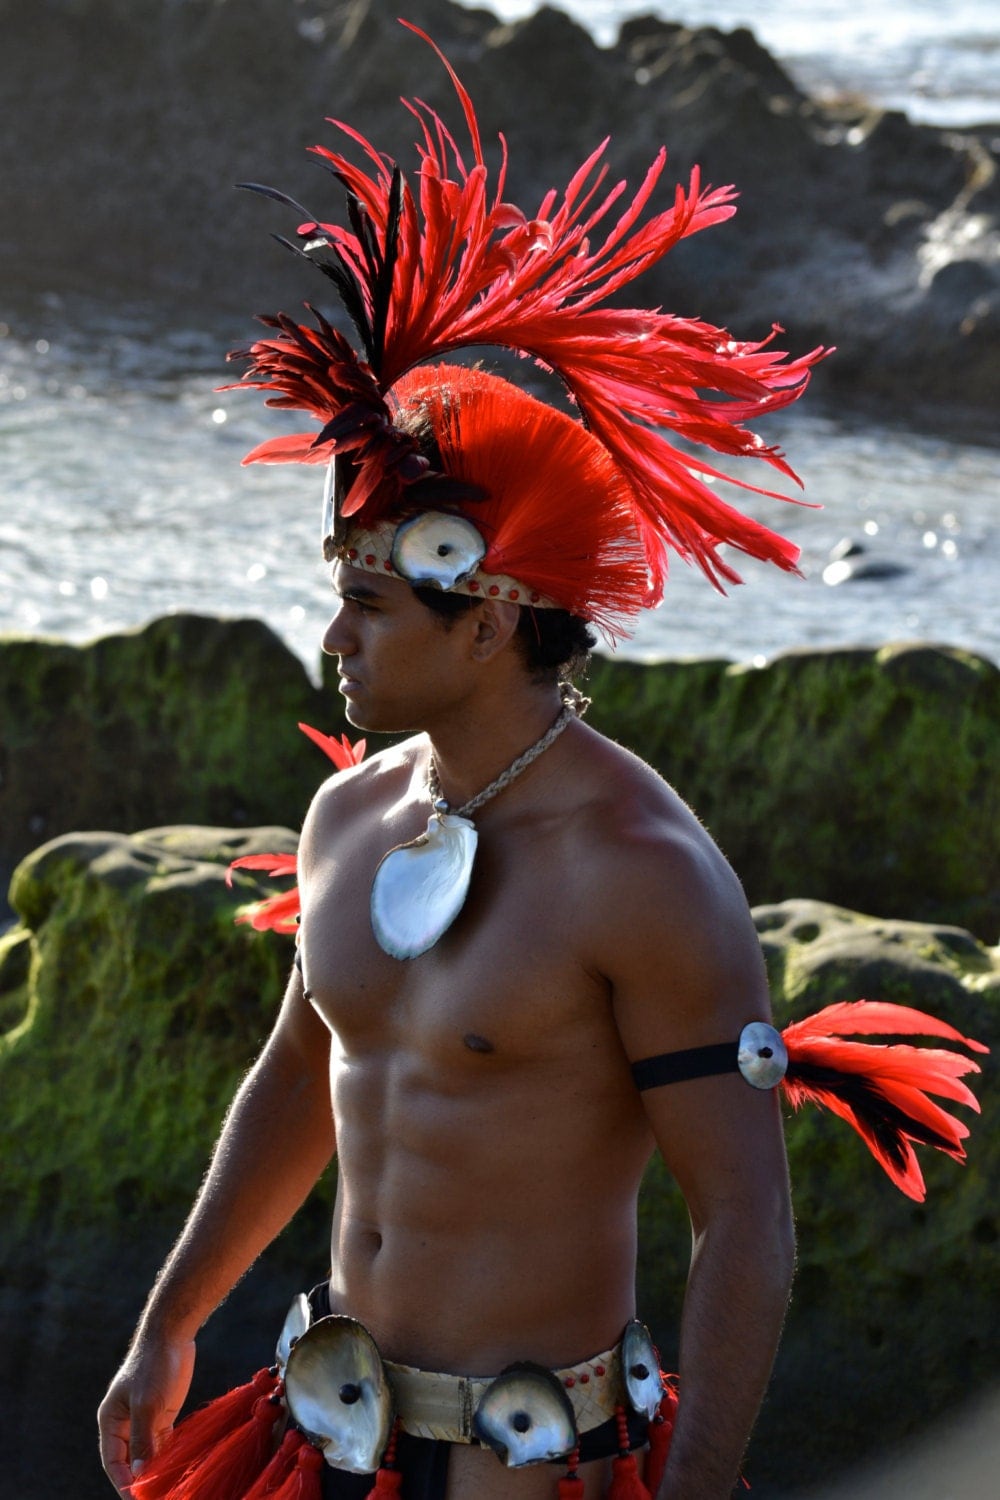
323;1060;654;1500
324;1048;653;1376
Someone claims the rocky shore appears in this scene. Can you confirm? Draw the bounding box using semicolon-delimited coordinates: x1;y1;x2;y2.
2;0;998;429
0;617;997;1497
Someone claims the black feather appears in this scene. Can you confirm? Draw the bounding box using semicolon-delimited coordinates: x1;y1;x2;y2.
269;235;373;359
370;167;404;372
237;182;323;224
787;1061;956;1171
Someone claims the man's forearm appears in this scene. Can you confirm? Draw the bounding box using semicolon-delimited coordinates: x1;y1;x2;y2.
137;999;335;1343
658;1198;795;1500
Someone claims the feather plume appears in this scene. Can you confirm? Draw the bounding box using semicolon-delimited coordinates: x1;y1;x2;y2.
229;21;829;620
780;1001;987;1201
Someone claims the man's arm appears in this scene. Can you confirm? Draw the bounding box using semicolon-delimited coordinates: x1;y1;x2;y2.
98;967;335;1493
604;821;795;1500
643;1074;794;1499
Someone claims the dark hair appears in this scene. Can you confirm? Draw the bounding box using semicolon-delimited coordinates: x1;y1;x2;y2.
412;585;596;680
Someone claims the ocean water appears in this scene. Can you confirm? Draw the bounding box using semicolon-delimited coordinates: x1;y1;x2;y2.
2;302;998;676
2;4;998;676
471;0;1000;127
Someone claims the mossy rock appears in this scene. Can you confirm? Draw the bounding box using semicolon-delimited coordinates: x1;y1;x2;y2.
0;824;312;1233
586;644;999;939
4;624;997;940
0;615;346;884
1;835;996;1495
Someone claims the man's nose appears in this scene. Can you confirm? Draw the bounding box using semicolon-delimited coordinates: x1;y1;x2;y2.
321;606;352;657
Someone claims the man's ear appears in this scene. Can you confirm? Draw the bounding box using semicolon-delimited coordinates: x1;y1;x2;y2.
469;598;520;661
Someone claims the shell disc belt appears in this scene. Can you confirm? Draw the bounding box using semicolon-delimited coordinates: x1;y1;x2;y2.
276;1296;665;1471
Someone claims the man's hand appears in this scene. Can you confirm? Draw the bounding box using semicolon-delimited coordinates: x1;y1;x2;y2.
98;1332;196;1494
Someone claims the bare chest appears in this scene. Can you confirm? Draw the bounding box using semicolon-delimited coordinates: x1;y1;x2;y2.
298;807;613;1075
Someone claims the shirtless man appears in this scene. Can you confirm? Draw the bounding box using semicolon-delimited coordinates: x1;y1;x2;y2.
98;551;794;1500
98;31;819;1498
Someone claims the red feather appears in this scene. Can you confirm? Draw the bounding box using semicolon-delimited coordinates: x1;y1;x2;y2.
235;886;301;934
296;722;367;769
228;22;829;622
226;728;366;934
780;1001;987;1201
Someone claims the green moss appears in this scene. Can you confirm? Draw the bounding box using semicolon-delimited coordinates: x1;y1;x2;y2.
0;925;33;1034
2;819;995;1490
587;644;999;939
0;826;302;1233
637;898;998;1486
0;617;345;885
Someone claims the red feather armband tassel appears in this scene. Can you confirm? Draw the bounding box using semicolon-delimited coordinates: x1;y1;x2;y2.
779;1001;988;1201
633;1001;987;1201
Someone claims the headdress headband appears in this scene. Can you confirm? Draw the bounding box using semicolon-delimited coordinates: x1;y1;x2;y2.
230;20;828;634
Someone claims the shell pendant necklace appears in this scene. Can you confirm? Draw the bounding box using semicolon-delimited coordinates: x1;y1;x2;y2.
370;691;584;959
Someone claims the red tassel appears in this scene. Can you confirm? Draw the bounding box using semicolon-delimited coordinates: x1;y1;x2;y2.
365;1418;403;1500
558;1445;584;1500
606;1454;651;1500
366;1470;402;1500
605;1409;651;1500
242;1429;324;1500
642;1382;678;1499
131;1368;280;1500
240;1429;301;1500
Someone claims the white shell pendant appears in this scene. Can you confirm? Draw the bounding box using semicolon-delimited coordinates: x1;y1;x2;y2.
371;812;478;959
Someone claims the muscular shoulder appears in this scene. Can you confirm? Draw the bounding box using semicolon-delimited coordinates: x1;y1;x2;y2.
567;728;769;1053
297;735;424;872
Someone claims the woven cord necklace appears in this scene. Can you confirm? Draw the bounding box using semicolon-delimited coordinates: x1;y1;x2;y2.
370;686;587;959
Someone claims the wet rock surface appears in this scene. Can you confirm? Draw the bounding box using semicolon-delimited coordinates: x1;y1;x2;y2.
1;835;995;1497
2;0;998;426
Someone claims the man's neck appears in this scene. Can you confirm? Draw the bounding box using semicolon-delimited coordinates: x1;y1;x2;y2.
423;682;566;812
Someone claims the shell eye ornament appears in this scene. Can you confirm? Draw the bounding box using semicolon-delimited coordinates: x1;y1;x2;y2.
737;1021;789;1090
472;1363;577;1467
390;512;486;590
621;1319;665;1420
283;1315;394;1473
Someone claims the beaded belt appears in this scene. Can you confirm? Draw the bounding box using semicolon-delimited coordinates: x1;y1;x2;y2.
277;1299;665;1471
384;1342;624;1442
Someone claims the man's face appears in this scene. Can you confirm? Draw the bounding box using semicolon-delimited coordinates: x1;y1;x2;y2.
323;561;476;733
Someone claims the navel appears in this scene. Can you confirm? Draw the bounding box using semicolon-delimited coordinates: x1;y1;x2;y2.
463;1032;495;1055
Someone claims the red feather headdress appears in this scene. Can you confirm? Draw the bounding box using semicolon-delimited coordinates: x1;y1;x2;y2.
228;21;829;633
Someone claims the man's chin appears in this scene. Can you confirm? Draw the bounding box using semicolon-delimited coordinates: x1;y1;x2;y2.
343;699;414;735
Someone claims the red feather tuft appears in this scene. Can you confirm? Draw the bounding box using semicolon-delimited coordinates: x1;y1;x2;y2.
393;366;649;635
227;852;300;934
780;1000;987;1201
296;722;367;769
235;887;302;934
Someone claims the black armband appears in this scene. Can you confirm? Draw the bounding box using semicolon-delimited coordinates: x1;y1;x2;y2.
631;1022;788;1092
